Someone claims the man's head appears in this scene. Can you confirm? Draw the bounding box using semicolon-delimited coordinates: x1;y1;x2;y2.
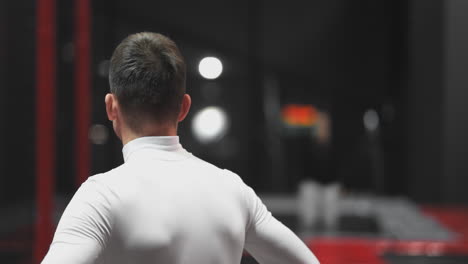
106;32;191;141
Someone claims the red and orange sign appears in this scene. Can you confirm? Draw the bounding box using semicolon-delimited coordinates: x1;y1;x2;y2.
281;104;318;127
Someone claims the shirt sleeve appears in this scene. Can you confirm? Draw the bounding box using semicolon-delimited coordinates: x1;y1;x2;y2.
41;177;116;264
243;185;320;264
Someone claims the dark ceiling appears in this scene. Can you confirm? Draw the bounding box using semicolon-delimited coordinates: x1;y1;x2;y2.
109;0;358;75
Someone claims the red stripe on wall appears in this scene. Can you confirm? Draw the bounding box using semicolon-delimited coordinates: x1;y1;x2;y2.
75;0;91;186
34;0;56;262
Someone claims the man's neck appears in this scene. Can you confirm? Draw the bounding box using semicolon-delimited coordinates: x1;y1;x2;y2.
121;125;177;145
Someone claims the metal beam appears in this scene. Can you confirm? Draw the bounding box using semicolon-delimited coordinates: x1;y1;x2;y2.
74;0;91;186
34;0;56;261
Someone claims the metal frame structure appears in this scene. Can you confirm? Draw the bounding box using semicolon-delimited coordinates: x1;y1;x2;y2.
34;0;91;262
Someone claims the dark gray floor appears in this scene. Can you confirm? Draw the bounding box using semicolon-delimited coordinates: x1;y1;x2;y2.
384;254;468;264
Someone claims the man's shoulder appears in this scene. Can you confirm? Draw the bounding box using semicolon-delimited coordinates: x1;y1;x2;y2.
188;155;244;182
84;163;130;189
74;164;132;207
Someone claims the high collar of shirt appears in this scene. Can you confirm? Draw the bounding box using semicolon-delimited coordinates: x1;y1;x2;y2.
122;136;190;163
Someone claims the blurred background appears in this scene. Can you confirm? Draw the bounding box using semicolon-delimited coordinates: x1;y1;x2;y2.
1;0;468;263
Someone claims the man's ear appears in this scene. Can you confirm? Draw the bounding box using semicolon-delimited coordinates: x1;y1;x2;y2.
105;93;118;121
178;94;191;122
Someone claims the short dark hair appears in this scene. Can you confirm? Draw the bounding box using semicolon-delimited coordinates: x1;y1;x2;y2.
109;32;186;132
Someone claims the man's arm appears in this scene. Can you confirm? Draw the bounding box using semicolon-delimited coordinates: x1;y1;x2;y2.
42;178;115;264
243;185;320;264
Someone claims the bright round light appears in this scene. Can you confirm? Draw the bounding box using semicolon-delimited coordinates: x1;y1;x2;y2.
198;57;223;79
192;106;228;143
363;109;379;132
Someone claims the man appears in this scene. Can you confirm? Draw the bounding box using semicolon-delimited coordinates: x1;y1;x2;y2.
42;32;320;264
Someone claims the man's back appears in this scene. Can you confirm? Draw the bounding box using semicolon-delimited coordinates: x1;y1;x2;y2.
100;137;248;263
42;137;319;264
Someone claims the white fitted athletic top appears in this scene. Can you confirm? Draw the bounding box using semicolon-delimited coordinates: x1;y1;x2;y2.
42;136;319;264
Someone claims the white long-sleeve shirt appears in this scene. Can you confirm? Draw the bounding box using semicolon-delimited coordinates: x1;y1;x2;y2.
42;136;319;264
